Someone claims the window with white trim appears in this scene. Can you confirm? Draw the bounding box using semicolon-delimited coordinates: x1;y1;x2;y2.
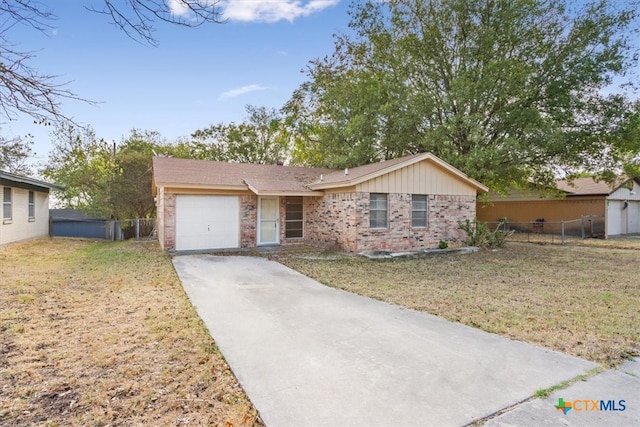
28;191;35;220
3;187;12;221
370;193;388;228
412;195;428;228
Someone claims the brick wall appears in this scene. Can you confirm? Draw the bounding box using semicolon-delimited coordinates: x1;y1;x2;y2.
240;195;257;247
157;190;476;253
159;190;176;250
304;193;358;252
355;193;477;252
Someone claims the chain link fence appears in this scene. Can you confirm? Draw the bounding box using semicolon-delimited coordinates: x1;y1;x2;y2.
111;218;157;241
482;215;605;245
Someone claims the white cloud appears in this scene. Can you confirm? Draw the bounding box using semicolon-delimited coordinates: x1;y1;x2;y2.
166;0;191;17
221;0;341;23
219;84;268;99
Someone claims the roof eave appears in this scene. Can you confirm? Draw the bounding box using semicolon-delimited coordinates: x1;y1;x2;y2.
251;190;325;196
246;182;323;196
308;181;356;191
0;170;64;191
155;182;249;192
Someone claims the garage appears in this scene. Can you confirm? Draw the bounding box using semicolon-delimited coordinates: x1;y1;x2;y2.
175;195;240;251
607;200;640;236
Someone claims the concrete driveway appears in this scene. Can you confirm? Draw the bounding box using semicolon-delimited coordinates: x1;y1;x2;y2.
172;255;599;426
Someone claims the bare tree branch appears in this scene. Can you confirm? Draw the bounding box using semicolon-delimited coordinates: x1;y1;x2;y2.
0;0;223;126
88;0;225;46
0;0;53;32
0;41;93;124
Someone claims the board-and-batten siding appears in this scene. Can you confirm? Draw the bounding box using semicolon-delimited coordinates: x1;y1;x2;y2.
355;161;477;196
609;181;640;201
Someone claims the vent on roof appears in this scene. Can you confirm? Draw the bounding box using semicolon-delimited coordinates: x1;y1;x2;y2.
344;168;349;176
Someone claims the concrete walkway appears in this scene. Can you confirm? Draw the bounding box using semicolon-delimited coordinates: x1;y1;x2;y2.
172;255;631;426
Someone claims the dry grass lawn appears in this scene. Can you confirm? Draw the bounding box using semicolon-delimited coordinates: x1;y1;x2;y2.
271;242;640;368
0;238;262;427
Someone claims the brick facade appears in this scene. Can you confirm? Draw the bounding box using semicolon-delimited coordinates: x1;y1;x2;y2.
240;195;257;248
157;191;476;252
355;193;476;252
158;189;176;250
302;192;476;253
304;193;358;252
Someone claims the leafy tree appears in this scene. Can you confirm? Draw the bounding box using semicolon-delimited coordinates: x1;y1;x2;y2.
109;130;163;219
0;133;34;175
1;0;222;125
285;0;639;192
43;126;165;219
42;124;115;217
189;105;291;164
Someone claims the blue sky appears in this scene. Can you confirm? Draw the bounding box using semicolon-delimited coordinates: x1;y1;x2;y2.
2;0;352;162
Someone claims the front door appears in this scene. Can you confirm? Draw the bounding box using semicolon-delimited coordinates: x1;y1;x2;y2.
258;197;279;245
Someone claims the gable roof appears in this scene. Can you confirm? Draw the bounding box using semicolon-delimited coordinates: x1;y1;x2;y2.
307;152;488;192
0;170;64;192
152;157;332;195
556;177;637;196
152;153;488;195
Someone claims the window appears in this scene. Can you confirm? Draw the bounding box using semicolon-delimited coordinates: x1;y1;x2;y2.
370;193;388;228
412;195;428;228
3;187;11;221
28;191;35;220
285;196;303;238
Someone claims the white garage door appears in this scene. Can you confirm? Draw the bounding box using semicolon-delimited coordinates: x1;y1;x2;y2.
608;200;624;236
175;195;240;251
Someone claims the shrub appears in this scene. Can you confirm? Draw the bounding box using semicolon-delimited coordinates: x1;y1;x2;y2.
438;240;449;249
459;218;514;249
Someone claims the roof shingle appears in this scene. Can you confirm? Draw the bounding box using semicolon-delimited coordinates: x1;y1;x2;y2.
556;177;628;196
152;157;332;194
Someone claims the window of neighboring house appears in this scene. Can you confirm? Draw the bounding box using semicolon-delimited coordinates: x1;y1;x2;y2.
370;193;388;228
3;187;12;221
412;195;428;228
285;196;303;238
28;191;35;220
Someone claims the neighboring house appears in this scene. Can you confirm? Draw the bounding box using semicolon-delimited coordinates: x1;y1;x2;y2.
477;177;640;238
50;209;109;239
152;153;488;252
0;170;62;245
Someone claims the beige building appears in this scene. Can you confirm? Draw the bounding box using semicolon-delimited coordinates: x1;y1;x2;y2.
1;171;61;245
477;177;640;237
152;153;488;252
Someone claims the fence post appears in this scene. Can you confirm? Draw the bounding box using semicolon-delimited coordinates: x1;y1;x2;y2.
561;221;565;245
135;218;140;240
581;216;585;239
589;215;594;237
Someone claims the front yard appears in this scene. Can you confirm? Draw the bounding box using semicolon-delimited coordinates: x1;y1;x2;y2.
2;238;638;425
272;242;640;368
0;239;261;427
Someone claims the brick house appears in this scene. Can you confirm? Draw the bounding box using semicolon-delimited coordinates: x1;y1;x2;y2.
1;170;62;245
152;153;488;252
